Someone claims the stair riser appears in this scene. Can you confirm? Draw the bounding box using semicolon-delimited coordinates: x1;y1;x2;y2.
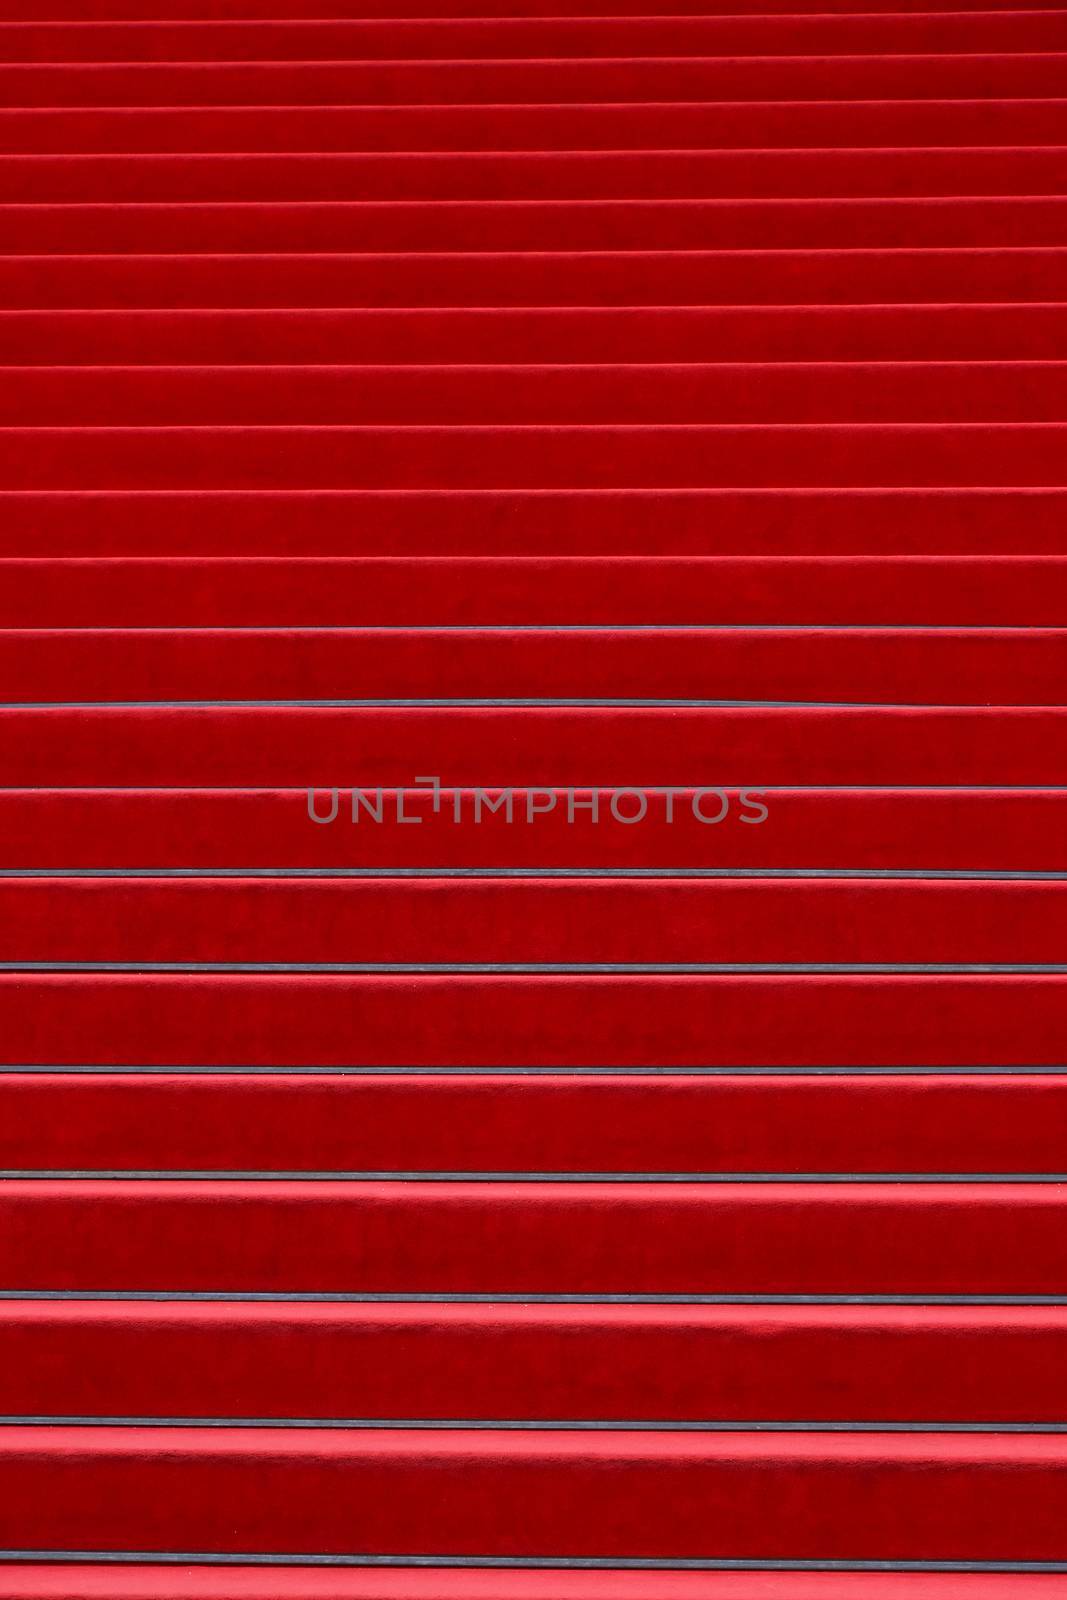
6;626;1067;702
5;101;1067;154
0;786;1064;871
7;704;1067;783
6;363;1067;424
2;427;1067;491
3;1180;1067;1294
8;14;1067;62
5;251;1067;308
6;880;1067;968
5;309;1064;367
4;974;1066;1068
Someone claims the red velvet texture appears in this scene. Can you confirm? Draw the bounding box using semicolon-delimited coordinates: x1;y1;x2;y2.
3;0;1067;1581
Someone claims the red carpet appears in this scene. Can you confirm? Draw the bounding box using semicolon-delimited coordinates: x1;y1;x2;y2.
3;0;1067;1591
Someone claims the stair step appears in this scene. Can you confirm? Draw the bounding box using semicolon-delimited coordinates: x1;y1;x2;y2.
4;702;1067;784
0;785;1063;872
4;0;1061;15
2;972;1063;1068
5;555;1067;627
2;1423;1067;1561
2;487;1063;558
8;14;1067;63
11;200;1067;256
4;100;1066;155
7;151;1067;206
0;1573;1063;1600
6;1298;1067;1424
4;249;1066;309
7;308;1060;368
6;878;1067;969
4;1071;1067;1176
1;425;1066;491
2;54;1062;107
5;363;1067;426
5;625;1066;703
5;1178;1067;1294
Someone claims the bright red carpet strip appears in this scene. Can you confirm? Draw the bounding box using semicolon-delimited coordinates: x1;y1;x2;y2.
2;488;1064;556
12;200;1067;255
6;1425;1067;1562
2;1580;1067;1600
4;100;1066;154
0;1577;1053;1600
5;974;1067;1067
7;1179;1067;1295
9;0;1067;14
9;151;1067;205
5;251;1067;308
6;625;1067;702
8;363;1067;425
5;424;1067;490
9;15;1067;61
7;557;1067;626
5;1072;1067;1176
9;1300;1067;1425
11;878;1067;968
3;0;1066;1582
0;787;1064;872
8;307;1065;366
11;704;1067;784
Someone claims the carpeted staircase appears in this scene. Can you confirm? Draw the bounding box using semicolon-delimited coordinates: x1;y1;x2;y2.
2;0;1067;1591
